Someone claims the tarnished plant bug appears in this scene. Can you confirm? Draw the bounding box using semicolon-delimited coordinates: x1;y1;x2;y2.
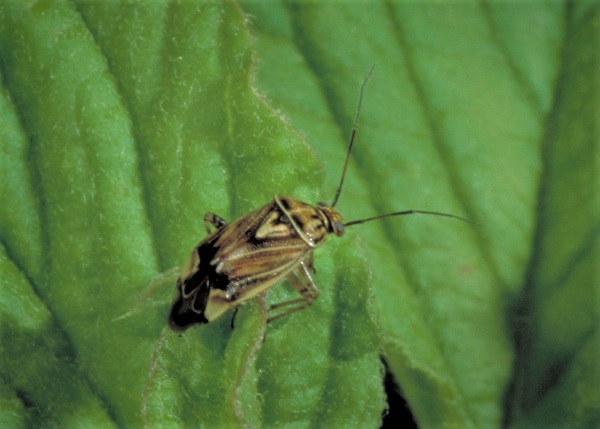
168;68;474;331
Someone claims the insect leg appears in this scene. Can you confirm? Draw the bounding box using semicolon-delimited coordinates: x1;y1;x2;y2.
267;259;320;323
230;307;239;330
305;252;316;274
203;212;228;233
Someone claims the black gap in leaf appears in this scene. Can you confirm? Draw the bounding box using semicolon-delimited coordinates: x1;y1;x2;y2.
381;356;418;428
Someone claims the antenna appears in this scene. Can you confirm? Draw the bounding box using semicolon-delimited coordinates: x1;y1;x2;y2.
331;65;375;208
330;67;478;228
344;210;479;227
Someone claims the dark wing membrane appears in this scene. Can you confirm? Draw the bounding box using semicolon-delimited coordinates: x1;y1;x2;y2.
168;228;229;331
168;278;210;331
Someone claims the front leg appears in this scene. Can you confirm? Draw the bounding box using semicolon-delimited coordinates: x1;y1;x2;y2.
203;212;227;234
267;258;320;323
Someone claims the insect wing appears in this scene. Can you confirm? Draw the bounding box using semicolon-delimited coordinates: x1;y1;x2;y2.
210;199;313;301
168;228;225;331
169;199;312;331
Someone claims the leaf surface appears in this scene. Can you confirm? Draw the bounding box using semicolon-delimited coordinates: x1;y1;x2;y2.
0;1;597;428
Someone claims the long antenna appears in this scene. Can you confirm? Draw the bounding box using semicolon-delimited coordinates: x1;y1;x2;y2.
331;65;375;208
344;210;479;227
330;67;478;228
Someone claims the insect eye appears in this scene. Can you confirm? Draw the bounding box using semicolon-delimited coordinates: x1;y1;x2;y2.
332;221;345;237
317;201;328;209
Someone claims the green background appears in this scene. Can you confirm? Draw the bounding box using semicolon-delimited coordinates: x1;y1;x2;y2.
0;1;598;428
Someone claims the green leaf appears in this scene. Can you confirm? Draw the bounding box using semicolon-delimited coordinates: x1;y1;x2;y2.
0;1;597;428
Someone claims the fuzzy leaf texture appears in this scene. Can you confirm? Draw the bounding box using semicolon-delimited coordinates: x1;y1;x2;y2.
0;1;598;429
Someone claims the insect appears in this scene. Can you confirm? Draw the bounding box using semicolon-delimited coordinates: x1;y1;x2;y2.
168;68;474;331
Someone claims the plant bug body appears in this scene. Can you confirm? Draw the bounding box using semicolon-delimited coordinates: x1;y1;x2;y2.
168;67;474;331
